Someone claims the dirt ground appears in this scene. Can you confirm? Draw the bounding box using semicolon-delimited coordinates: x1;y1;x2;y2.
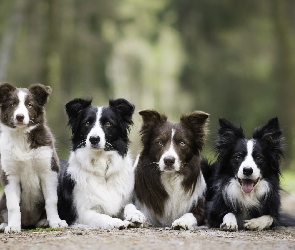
0;227;295;250
0;194;294;250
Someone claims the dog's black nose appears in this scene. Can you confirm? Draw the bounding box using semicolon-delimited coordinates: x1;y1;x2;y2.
16;114;24;122
89;136;100;145
164;157;175;166
243;167;253;176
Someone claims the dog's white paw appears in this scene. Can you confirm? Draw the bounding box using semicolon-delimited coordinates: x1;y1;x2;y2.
49;220;68;229
0;223;8;232
220;213;238;231
171;213;197;230
220;221;238;231
107;218;130;230
125;211;147;228
244;216;273;231
4;225;21;234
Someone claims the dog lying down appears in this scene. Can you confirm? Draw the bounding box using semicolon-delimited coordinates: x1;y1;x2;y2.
58;98;146;229
134;109;209;230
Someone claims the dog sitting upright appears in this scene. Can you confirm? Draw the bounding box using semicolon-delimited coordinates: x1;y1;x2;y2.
134;110;209;229
58;98;146;229
0;82;67;233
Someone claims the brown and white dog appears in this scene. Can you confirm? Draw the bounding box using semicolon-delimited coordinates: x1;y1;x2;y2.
0;83;67;233
134;110;209;229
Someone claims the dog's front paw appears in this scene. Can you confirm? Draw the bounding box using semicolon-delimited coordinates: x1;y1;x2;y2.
49;220;68;229
220;221;238;231
171;213;197;230
220;213;238;231
244;216;273;231
109;218;130;230
125;211;147;228
4;225;21;234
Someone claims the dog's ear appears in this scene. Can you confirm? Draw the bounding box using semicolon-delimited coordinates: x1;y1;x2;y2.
29;84;52;106
0;82;16;104
253;117;282;142
253;117;284;169
109;98;135;129
65;98;92;127
139;109;167;129
253;117;284;149
218;118;245;139
180;111;209;151
139;110;167;145
215;118;245;152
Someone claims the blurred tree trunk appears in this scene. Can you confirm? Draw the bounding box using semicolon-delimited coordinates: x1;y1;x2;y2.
0;0;25;80
272;0;295;167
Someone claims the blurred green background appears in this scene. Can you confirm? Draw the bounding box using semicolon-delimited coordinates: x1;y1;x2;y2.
0;0;295;191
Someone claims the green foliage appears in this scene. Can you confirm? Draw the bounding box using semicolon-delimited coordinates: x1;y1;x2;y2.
281;169;295;193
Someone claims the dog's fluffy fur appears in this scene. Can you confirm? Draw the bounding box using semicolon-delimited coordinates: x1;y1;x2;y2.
0;82;67;233
204;117;291;231
58;98;146;229
134;109;209;229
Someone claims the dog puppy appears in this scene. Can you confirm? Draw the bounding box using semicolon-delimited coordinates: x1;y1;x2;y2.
0;82;67;233
134;110;209;229
58;98;146;229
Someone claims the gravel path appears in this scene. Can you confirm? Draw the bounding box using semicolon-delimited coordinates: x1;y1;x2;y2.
0;227;295;250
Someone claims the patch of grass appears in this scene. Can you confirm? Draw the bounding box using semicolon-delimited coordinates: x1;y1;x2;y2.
27;227;64;233
281;169;295;193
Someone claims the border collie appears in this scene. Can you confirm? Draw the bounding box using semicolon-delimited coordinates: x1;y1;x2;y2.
0;82;68;233
134;109;209;229
58;98;146;229
205;117;288;231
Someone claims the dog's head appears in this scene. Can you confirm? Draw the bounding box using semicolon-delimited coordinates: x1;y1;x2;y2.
215;117;283;194
65;98;135;156
0;83;51;129
139;110;209;172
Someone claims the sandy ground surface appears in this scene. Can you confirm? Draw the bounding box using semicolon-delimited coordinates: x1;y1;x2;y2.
0;227;295;250
0;194;294;250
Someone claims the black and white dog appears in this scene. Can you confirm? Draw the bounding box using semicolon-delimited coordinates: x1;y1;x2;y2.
205;117;289;231
0;82;67;233
134;109;209;229
58;98;146;229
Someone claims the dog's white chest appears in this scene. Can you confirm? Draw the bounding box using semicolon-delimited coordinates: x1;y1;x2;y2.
0;129;54;210
69;151;134;219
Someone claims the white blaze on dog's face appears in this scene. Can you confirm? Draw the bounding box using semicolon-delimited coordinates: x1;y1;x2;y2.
158;129;181;172
85;107;106;150
236;140;261;193
13;90;30;126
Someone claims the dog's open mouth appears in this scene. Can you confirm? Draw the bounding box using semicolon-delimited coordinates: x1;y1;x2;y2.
238;178;260;193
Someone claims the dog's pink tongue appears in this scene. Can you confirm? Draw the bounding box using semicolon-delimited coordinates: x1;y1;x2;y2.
241;180;254;193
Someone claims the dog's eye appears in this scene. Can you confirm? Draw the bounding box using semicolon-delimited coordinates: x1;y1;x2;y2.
10;102;16;107
27;103;33;108
180;141;186;146
85;121;90;127
235;154;242;160
157;140;163;146
105;122;112;127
